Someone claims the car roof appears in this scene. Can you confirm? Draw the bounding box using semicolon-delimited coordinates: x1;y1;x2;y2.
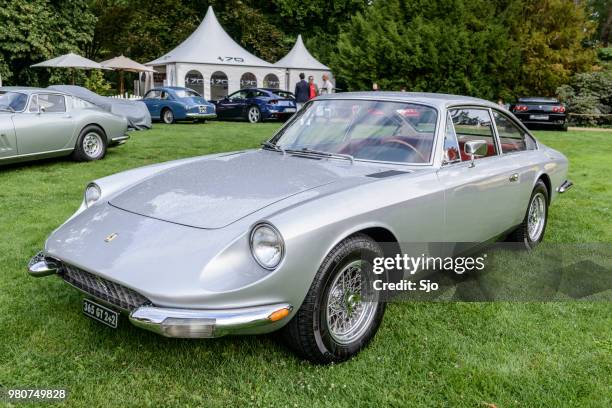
0;87;70;96
517;97;559;103
316;91;499;109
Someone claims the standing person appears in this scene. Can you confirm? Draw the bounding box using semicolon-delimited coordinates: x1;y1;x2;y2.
294;73;309;109
308;76;319;99
319;74;334;95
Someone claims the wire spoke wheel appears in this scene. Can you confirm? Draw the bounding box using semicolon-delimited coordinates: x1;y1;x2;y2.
325;260;378;345
83;132;103;158
527;192;546;241
163;110;174;124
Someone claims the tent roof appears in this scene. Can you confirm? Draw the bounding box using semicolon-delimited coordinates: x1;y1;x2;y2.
274;35;330;70
31;52;110;70
101;55;154;72
147;7;274;67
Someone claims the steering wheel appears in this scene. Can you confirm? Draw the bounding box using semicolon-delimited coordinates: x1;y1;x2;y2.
380;138;427;162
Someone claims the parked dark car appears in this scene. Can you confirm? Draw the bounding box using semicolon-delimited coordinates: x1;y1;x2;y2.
510;97;567;131
213;88;297;123
142;87;216;124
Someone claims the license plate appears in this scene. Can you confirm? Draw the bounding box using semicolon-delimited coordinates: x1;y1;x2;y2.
530;114;549;120
199;106;207;113
284;108;296;113
83;298;118;329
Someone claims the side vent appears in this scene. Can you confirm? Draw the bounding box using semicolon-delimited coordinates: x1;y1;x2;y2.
366;170;410;178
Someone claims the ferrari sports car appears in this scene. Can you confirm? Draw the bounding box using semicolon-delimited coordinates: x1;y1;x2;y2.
510;97;568;131
213;88;297;123
29;92;571;363
0;87;129;165
142;87;216;124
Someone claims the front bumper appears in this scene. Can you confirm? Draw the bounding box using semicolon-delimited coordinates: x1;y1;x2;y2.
557;179;573;193
27;253;292;338
186;112;217;119
110;134;130;146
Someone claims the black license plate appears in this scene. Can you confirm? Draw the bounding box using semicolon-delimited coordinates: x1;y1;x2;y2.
82;298;119;328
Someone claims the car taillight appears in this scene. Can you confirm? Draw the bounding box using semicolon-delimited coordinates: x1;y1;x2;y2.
514;105;528;112
552;106;566;113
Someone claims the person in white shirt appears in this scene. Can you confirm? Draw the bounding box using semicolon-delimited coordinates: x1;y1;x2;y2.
319;74;334;95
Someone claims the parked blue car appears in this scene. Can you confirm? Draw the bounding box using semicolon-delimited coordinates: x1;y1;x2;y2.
142;87;216;124
213;88;297;123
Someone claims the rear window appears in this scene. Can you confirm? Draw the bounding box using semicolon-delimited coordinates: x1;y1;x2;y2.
174;89;201;98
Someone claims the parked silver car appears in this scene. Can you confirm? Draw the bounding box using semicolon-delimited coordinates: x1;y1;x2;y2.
0;87;129;165
28;93;571;363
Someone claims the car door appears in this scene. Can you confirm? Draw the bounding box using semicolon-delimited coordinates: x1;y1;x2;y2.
11;93;77;155
490;109;540;225
220;90;247;118
0;114;17;158
143;90;161;118
436;107;522;243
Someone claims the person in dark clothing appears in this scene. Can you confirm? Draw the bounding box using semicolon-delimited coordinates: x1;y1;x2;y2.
294;72;309;109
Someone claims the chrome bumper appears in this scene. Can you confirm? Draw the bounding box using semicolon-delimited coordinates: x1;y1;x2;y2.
129;303;293;338
110;134;130;145
557;179;573;193
186;113;217;119
28;252;293;338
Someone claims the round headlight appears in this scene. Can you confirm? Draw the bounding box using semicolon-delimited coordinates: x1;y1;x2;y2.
85;183;101;207
250;223;284;270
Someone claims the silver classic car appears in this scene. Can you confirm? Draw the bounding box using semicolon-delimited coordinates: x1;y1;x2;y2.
28;93;572;363
0;87;129;165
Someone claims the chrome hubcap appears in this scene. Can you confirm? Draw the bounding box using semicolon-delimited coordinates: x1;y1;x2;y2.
164;110;173;123
527;192;546;241
325;260;378;344
83;133;103;158
248;108;260;122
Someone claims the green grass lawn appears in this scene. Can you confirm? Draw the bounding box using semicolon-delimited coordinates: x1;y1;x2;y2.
1;123;610;407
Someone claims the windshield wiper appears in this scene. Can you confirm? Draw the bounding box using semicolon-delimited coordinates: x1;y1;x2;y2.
286;147;354;164
261;141;285;154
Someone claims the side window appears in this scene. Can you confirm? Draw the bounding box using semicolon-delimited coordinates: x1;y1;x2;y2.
229;91;247;101
38;94;66;113
493;111;536;152
28;95;39;112
144;90;160;100
449;108;497;159
443;112;461;164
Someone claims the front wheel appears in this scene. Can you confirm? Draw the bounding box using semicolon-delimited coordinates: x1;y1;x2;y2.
507;180;549;249
282;234;386;364
162;108;175;124
247;106;261;123
71;125;107;162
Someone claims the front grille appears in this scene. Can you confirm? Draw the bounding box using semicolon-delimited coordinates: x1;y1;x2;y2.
61;264;151;311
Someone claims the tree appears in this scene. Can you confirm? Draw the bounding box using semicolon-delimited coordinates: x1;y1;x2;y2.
0;0;96;85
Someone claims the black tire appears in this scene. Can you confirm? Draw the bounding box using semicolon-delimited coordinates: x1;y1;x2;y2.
507;180;549;249
71;125;107;162
282;234;386;364
247;105;261;123
162;108;175;124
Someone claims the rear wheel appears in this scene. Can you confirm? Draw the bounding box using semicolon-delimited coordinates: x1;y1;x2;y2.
247;106;261;123
71;125;107;162
507;180;549;249
282;234;386;364
162;108;175;124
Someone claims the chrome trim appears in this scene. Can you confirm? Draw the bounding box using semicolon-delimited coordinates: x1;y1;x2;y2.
557;180;573;193
27;252;59;277
249;222;285;270
185;113;217;118
110;135;130;144
0;148;73;161
129;303;293;338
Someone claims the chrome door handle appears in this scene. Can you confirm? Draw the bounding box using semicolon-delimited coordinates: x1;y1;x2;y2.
509;173;519;182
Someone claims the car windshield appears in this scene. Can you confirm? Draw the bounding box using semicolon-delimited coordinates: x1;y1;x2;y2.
0;91;28;112
272;99;438;164
174;89;201;98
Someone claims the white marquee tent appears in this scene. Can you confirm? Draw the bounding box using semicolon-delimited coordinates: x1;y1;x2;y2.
145;6;333;99
274;34;334;93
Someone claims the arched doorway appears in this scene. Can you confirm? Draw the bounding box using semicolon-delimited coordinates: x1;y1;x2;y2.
184;70;204;96
240;72;257;89
210;71;228;100
263;73;280;89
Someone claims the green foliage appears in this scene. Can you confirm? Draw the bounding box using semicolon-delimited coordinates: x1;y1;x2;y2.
557;66;612;126
0;0;96;86
84;70;112;95
598;47;612;61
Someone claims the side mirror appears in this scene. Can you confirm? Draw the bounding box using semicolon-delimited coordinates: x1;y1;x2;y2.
38;106;46;114
464;140;487;167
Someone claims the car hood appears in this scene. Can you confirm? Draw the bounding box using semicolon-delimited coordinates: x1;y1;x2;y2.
109;150;376;229
177;96;211;105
